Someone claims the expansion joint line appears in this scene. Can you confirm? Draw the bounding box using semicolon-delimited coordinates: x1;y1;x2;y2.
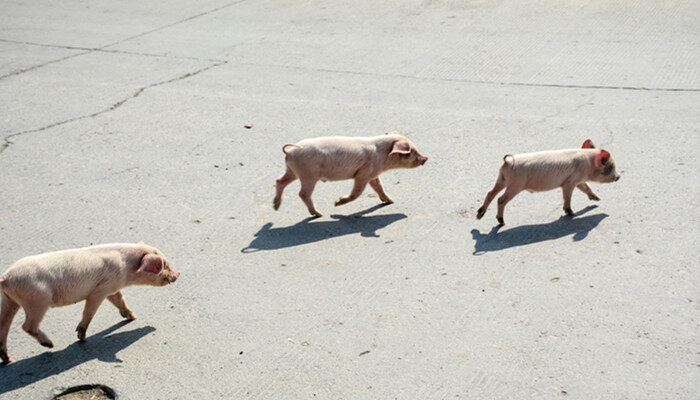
0;0;246;80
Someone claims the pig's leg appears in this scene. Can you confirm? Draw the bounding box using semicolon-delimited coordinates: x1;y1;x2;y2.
76;294;106;342
368;177;393;204
21;300;53;348
335;178;369;206
477;176;506;219
0;292;20;363
107;292;135;320
496;186;523;226
274;168;298;210
576;183;600;201
562;185;576;216
298;177;323;217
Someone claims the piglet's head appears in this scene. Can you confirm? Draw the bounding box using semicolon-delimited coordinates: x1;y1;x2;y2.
592;149;621;183
137;252;180;286
386;134;428;169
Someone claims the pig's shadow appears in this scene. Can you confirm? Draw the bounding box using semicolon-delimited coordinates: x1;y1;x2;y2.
242;204;406;252
471;205;608;255
0;320;154;395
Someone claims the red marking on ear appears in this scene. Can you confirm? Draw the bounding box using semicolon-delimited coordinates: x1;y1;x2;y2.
596;149;610;167
582;139;595;149
140;254;163;274
146;264;161;274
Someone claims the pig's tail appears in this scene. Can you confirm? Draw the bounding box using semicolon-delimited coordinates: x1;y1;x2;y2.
282;144;302;154
503;154;515;166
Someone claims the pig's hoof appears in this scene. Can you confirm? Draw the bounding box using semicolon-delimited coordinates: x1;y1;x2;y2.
120;309;136;320
476;207;485;219
40;340;54;348
381;198;394;204
564;207;574;216
0;350;11;364
310;211;323;218
273;198;281;210
496;216;505;226
76;327;87;342
588;194;600;201
334;199;347;206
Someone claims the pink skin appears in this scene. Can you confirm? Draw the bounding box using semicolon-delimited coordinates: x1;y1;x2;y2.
273;132;428;217
476;139;621;225
0;243;179;364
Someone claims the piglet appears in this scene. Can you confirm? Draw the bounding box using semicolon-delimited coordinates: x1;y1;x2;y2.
0;243;179;363
476;139;620;225
273;132;428;217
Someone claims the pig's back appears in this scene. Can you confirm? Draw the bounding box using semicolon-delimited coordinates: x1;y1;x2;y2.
290;136;377;181
2;246;127;306
511;149;591;191
295;136;370;157
5;243;138;273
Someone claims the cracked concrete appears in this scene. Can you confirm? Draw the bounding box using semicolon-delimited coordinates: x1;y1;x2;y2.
0;50;91;80
229;63;700;92
0;0;243;80
0;60;226;154
0;1;698;400
0;39;227;63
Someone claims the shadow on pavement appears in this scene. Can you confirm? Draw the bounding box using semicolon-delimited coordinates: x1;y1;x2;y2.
0;320;155;395
471;205;607;255
242;204;406;252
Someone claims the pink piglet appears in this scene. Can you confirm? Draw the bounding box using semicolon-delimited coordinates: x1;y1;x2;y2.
476;139;620;225
273;132;428;217
0;242;179;363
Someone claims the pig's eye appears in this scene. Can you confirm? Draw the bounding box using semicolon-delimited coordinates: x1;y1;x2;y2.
603;163;614;175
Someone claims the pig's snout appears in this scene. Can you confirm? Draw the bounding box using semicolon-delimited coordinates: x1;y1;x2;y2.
169;271;180;283
419;155;428;165
614;172;621;181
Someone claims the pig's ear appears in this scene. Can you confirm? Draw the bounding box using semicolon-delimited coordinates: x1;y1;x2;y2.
138;254;163;274
582;139;595;149
595;150;610;168
389;140;411;155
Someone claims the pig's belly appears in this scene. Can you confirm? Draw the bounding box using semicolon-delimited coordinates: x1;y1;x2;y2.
524;181;563;192
319;170;356;182
321;176;352;182
51;290;92;307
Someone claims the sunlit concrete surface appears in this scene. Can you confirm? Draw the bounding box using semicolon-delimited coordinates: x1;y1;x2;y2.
0;1;698;399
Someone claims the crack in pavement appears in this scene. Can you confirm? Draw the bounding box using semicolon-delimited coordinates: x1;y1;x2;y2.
479;80;700;93
0;50;92;79
100;0;248;49
0;39;226;63
0;61;227;155
272;63;700;93
0;0;246;80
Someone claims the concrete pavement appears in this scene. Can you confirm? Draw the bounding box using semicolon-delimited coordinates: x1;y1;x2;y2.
0;1;698;399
